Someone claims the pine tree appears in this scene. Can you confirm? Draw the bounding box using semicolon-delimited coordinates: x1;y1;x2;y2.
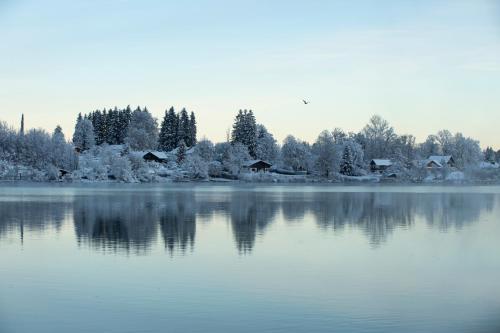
189;111;197;147
231;109;257;158
72;113;83;146
178;108;190;147
484;146;496;163
158;107;179;151
20;114;24;136
340;145;354;176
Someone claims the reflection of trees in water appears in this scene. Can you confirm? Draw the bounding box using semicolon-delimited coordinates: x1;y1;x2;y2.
73;194;159;254
307;192;495;246
0;201;69;243
158;192;196;255
0;189;497;254
229;192;279;254
415;193;495;231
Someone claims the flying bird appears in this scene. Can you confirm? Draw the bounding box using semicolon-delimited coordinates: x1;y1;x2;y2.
302;99;310;105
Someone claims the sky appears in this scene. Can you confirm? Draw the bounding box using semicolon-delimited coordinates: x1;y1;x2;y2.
0;0;499;148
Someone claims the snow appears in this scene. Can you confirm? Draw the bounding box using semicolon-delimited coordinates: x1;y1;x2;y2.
371;159;392;166
446;171;465;181
428;155;452;165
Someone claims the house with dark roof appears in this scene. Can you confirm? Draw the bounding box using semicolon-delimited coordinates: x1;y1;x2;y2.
143;151;168;163
370;159;392;172
242;160;272;173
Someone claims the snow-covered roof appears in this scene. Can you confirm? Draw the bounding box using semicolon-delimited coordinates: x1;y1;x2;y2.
428;155;453;164
168;147;195;155
370;159;392;166
145;151;168;159
242;159;272;167
427;159;442;168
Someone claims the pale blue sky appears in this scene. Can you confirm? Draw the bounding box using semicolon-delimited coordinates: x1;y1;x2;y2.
1;0;499;147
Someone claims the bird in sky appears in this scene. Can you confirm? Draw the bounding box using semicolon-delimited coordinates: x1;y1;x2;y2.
302;99;310;105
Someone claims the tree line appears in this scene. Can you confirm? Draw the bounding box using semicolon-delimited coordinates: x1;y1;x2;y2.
72;106;197;152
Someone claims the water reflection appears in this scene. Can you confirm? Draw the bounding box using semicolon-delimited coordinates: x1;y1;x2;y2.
0;189;496;254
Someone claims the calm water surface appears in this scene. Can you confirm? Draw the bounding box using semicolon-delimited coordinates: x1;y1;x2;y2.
0;184;499;333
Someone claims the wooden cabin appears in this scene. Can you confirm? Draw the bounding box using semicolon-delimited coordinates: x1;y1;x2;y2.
242;160;272;173
370;159;392;172
143;151;168;163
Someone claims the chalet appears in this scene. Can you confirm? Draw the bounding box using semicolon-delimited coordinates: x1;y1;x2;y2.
424;159;442;169
143;151;168;163
428;155;455;168
370;159;392;172
242;160;272;173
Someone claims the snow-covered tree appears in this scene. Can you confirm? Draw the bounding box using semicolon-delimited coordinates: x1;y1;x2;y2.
419;135;441;158
281;135;312;172
255;124;278;162
125;107;158;150
51;126;70;170
188;111;197;147
225;142;251;175
360;115;396;160
182;154;208;179
178;108;191;147
339;145;354;176
177;140;186;164
484;146;496;162
231;109;257;158
0;121;17;160
73;117;95;151
159;107;179;151
342;139;364;170
194;139;214;162
452;133;482;168
109;156;134;182
312;130;337;178
20;129;53;169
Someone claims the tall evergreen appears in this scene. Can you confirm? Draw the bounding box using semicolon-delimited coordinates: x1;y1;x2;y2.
20;114;24;136
340;145;354;176
178;108;190;147
189;111;197;147
231;109;257;158
159;107;179;151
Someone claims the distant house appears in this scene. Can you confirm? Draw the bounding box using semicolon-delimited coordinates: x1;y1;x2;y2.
428;155;455;168
242;160;272;173
370;159;392;172
143;151;168;163
424;159;443;169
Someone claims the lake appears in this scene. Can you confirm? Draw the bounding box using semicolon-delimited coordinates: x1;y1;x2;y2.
0;184;499;333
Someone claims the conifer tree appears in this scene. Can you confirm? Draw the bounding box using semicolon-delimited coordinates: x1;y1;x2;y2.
177;139;186;163
158;107;179;151
178;108;190;147
340;145;354;176
20;114;24;136
231;109;257;158
189;111;197;147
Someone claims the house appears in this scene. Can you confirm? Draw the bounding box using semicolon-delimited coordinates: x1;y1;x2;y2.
426;159;442;168
143;151;168;163
242;160;272;173
370;159;392;172
428;155;455;168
